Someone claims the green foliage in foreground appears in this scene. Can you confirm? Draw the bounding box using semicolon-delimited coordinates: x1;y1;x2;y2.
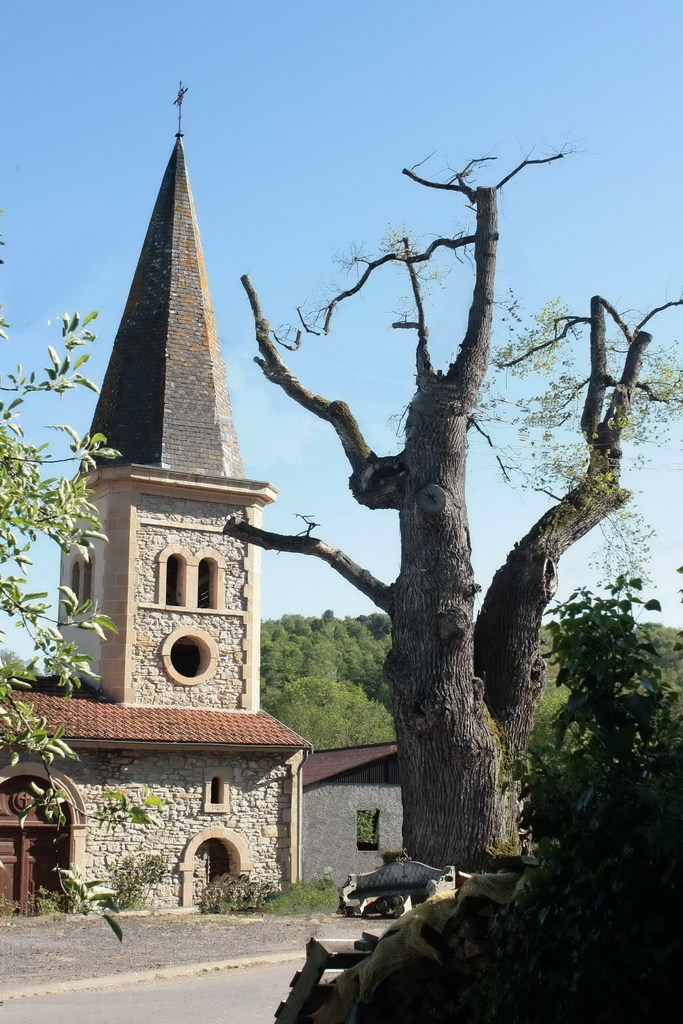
471;577;683;1024
266;870;338;916
0;305;163;934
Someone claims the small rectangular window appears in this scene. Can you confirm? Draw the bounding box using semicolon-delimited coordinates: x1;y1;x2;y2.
356;809;380;850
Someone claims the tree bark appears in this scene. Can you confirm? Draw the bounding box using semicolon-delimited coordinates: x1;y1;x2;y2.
387;380;502;867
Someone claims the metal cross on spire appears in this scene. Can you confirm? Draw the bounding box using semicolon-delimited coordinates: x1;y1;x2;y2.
174;81;188;136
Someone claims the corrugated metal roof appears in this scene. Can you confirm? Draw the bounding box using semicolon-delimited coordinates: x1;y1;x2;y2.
303;742;397;787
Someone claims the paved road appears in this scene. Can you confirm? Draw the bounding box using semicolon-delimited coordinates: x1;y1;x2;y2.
0;962;297;1024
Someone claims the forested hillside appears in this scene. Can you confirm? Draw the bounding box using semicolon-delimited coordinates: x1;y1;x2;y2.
260;612;683;750
260;611;394;748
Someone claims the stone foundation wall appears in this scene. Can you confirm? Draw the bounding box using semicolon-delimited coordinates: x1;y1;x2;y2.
64;747;292;907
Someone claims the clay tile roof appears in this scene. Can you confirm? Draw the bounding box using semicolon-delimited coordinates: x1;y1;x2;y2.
303;742;397;787
24;679;308;749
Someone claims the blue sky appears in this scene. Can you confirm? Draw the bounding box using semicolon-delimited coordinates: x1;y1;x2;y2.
3;0;683;655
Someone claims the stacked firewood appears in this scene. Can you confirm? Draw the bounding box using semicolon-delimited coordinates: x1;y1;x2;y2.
359;892;497;1024
309;873;522;1024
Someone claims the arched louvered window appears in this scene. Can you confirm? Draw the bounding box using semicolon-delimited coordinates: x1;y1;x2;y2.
166;555;184;606
70;561;81;601
197;558;217;609
82;559;92;603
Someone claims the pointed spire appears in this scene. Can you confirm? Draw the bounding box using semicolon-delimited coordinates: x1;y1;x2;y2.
91;137;244;478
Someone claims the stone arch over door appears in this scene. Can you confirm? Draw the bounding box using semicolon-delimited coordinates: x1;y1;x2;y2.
178;826;251;907
0;762;87;886
0;773;76;913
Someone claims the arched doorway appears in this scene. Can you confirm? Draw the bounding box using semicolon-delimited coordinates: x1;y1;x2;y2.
195;838;233;885
0;776;72;913
192;838;234;904
179;826;252;907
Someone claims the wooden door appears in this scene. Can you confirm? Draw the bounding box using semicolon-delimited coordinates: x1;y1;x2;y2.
0;776;71;913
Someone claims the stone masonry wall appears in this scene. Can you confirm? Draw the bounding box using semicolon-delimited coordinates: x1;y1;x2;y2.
136;492;246;531
133;608;246;708
65;748;291;907
132;492;250;708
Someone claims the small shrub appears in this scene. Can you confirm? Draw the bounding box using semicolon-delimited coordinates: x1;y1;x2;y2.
267;869;338;915
198;873;273;914
379;848;408;865
108;853;167;910
32;887;68;915
0;893;19;917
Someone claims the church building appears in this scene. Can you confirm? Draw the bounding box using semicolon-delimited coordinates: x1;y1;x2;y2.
0;134;308;911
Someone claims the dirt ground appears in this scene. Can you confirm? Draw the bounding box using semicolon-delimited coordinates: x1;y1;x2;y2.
0;909;382;991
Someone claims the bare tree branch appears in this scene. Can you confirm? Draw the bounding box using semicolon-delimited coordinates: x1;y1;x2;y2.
272;326;302;351
495;152;565;191
241;275;373;473
402;237;433;376
596;296;633;344
635;298;683;334
636;380;668;401
498;316;590;370
402;156;497;202
496;455;513;484
467;415;495;446
223;515;393;613
302;235;476;336
535;486;564;503
447;186;499;404
402;167;476;202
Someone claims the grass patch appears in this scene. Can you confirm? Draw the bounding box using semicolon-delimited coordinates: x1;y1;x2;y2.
267;871;338;915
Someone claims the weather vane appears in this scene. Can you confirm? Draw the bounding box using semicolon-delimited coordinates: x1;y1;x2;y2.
174;81;188;136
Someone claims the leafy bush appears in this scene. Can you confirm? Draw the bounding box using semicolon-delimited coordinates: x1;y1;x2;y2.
267;870;338;915
198;873;273;914
471;577;683;1024
380;848;408;865
108;853;167;910
0;893;19;917
32;887;68;915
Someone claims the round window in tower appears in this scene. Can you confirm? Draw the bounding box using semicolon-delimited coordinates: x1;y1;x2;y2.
161;628;218;687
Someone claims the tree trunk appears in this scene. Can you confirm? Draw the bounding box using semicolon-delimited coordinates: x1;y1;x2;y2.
386;379;503;869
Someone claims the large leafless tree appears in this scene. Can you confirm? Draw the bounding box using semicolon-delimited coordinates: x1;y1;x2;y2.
224;155;682;868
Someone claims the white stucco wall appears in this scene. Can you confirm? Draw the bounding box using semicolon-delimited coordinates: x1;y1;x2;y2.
303;782;402;885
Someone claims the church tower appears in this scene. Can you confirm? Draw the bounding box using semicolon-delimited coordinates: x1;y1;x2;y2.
61;135;276;712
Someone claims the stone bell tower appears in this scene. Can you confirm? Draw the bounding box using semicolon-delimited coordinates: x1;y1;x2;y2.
61;135;276;710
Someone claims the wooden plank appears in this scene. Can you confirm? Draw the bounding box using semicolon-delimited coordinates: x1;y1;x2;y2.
273;940;335;1024
274;937;372;1024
